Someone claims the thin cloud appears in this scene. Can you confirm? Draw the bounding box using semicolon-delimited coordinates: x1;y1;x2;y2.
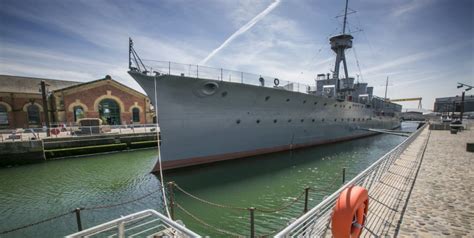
199;0;281;65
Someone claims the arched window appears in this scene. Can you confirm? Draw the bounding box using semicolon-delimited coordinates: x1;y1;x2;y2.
27;104;40;125
132;108;140;123
0;105;8;125
98;99;120;125
73;106;85;122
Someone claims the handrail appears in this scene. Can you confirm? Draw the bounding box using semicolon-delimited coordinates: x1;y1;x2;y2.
65;209;201;238
275;123;427;237
138;60;314;95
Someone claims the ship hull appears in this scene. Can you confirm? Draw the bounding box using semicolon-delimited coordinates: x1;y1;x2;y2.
129;72;400;171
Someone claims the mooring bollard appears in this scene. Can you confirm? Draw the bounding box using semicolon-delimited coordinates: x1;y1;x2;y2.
75;208;83;231
167;182;175;220
342;167;346;184
249;207;255;238
304;187;310;213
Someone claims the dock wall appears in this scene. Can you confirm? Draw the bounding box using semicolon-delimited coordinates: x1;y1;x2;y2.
0;140;45;166
0;132;158;167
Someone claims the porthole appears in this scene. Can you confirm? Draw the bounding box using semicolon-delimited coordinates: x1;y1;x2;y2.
334;104;337;107
273;119;277;123
353;118;356;121
341;118;344;122
349;106;352;109
301;119;304;123
256;119;260;124
314;102;317;105
334;119;337;122
303;100;306;104
312;119;315;122
322;118;325;122
265;96;270;101
286;98;290;102
324;103;327;106
199;81;219;96
221;91;228;97
236;119;241;124
288;119;292;123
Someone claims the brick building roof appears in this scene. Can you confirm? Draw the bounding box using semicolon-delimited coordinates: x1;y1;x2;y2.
0;74;82;94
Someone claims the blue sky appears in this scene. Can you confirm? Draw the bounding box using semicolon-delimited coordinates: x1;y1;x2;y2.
0;0;472;110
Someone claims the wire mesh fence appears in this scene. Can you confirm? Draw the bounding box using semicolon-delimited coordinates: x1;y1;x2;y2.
275;123;429;237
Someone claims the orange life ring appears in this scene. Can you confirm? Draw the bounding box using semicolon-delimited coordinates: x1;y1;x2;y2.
331;186;369;238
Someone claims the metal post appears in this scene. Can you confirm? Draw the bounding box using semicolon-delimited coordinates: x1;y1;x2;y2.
41;80;51;137
249;207;255;238
75;208;83;231
220;68;223;81
461;91;465;122
197;65;199;78
118;221;125;238
168;182;175;220
304;187;310;213
342;167;346;184
168;61;171;75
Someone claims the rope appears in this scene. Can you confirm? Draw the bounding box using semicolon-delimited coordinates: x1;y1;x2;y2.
175;202;245;237
257;190;306;213
174;184;247;211
83;188;160;210
154;77;171;219
0;210;74;235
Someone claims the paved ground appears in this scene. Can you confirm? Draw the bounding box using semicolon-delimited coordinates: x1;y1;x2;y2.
396;126;474;237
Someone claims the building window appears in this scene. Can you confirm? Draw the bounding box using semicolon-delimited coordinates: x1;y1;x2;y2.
0;105;8;125
27;104;40;125
99;99;121;125
132;108;140;123
73;106;85;122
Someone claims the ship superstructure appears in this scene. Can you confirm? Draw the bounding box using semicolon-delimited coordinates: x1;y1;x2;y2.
128;0;401;171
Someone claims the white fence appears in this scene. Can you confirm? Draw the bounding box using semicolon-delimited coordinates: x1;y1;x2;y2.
0;124;159;142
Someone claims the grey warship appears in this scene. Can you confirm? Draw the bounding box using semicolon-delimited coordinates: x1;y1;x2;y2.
128;2;401;171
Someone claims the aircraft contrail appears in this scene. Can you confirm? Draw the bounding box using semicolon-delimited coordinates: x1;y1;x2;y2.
198;0;281;65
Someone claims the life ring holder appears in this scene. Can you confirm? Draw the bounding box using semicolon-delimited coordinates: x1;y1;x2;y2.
331;185;369;238
274;78;280;86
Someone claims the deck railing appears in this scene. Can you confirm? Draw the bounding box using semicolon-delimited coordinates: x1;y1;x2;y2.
275;123;428;237
66;209;200;238
141;60;314;94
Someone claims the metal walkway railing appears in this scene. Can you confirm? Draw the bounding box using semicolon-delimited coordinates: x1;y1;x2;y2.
65;209;200;238
275;123;428;237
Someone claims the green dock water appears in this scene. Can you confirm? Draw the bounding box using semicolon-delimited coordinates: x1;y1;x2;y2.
0;122;418;237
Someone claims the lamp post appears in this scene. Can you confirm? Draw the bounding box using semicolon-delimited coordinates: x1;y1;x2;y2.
39;80;51;137
457;82;473;122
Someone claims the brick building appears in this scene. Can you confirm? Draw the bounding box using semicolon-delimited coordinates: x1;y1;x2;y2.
0;74;154;129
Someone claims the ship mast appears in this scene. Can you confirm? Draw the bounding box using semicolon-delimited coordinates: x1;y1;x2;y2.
330;0;353;97
342;0;349;34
